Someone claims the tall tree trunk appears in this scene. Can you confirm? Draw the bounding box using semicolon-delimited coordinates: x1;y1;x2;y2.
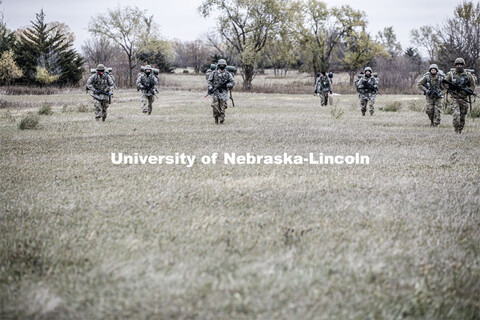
243;64;254;91
128;57;133;87
349;71;355;85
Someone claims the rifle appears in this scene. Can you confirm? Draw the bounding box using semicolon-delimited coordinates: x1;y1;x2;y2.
95;89;113;104
442;79;478;98
144;85;159;99
361;80;378;94
86;87;113;103
442;78;478;114
423;83;443;99
205;79;230;98
229;89;235;107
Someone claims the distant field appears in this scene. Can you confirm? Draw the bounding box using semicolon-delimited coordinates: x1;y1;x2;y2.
1;88;479;319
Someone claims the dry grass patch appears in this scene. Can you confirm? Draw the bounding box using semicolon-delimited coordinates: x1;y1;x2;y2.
1;91;479;319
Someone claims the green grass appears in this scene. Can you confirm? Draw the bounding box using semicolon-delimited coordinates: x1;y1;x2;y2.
1;88;480;319
17;112;40;130
38;103;53;115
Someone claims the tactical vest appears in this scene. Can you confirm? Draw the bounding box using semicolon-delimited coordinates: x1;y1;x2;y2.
452;72;471;88
211;70;232;91
139;74;156;88
320;76;330;90
359;76;377;93
92;74;111;91
424;73;443;91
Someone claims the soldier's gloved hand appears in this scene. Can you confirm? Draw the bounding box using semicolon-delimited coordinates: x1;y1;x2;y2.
424;89;430;95
208;88;213;95
94;90;99;95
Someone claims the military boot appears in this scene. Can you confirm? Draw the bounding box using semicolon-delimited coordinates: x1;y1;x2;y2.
362;110;366;116
215;117;219;125
370;111;374;116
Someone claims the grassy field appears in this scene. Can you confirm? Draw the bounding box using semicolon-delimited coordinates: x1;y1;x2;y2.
1;84;480;319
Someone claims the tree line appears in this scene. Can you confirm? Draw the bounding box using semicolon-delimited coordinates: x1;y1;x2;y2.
0;0;479;91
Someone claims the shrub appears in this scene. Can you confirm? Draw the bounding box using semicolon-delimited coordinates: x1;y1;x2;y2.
35;66;59;85
382;101;402;112
330;105;344;119
470;105;480;119
18;113;40;130
38;103;53;115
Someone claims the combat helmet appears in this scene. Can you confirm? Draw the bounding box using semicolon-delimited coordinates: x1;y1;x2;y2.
217;59;227;66
454;58;465;66
429;64;439;72
96;64;105;71
364;66;373;73
144;65;152;71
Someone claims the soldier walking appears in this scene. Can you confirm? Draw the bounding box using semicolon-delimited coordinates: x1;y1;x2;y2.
136;65;158;115
443;58;477;134
314;72;332;106
86;64;114;122
207;59;235;124
417;64;445;127
355;67;379;116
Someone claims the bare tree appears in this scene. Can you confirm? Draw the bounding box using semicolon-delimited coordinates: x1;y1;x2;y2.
434;1;480;74
172;39;189;68
89;6;148;86
410;26;439;63
186;40;211;73
82;37;114;65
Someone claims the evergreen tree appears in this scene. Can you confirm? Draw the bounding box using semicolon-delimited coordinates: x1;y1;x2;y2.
14;10;83;86
0;1;15;55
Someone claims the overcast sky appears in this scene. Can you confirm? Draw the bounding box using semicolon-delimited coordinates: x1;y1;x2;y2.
1;0;466;54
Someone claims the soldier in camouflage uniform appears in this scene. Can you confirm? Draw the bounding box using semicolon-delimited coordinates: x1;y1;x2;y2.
207;59;235;124
314;72;332;106
444;58;476;134
417;64;445;127
136;65;158;115
355;67;379;116
86;64;114;122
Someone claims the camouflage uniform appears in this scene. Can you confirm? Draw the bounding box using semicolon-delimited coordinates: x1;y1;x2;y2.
136;66;159;115
207;59;235;124
86;64;114;121
416;64;445;126
444;58;476;133
315;73;332;106
355;67;378;116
